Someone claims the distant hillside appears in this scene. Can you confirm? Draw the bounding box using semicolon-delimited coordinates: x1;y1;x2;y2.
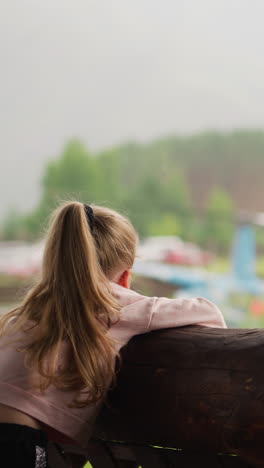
3;130;264;249
107;130;264;212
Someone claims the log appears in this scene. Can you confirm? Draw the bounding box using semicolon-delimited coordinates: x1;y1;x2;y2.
93;326;264;466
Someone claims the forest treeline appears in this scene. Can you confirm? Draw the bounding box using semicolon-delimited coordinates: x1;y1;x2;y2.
3;130;264;253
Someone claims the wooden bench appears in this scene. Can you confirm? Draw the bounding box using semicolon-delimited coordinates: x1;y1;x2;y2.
63;326;264;467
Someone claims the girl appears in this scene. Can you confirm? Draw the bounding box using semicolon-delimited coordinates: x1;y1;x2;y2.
0;202;226;467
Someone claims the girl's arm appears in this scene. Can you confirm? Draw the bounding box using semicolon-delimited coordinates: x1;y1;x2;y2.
146;296;226;330
109;284;226;348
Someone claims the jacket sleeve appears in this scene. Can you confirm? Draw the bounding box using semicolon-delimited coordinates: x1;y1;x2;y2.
146;296;227;330
109;284;226;350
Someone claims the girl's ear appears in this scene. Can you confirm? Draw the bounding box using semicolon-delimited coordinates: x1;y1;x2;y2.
118;270;131;289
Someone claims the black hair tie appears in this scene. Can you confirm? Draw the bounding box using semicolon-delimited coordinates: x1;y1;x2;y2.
84;204;95;233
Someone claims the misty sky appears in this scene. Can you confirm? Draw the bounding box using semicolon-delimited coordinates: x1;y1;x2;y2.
1;0;264;220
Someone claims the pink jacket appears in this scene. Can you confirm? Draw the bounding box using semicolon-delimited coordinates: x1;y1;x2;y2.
0;283;226;448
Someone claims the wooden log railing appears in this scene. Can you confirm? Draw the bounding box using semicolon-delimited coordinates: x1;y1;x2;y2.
62;326;264;467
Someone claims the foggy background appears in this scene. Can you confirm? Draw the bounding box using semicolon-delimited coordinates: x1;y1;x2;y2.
1;0;264;220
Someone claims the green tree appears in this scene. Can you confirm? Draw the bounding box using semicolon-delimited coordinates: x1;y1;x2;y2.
23;140;101;237
42;140;97;201
122;170;191;238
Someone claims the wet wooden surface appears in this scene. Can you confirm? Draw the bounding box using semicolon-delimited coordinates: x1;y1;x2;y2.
92;326;264;467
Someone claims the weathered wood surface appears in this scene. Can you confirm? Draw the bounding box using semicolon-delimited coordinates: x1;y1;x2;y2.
86;440;254;467
92;326;264;467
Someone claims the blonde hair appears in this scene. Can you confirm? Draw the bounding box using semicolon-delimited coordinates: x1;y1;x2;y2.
0;201;138;407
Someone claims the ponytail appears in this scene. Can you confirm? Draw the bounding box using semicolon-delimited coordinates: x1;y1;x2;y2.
0;201;122;407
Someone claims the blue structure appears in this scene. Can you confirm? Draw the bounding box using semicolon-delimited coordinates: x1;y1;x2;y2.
232;224;256;282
